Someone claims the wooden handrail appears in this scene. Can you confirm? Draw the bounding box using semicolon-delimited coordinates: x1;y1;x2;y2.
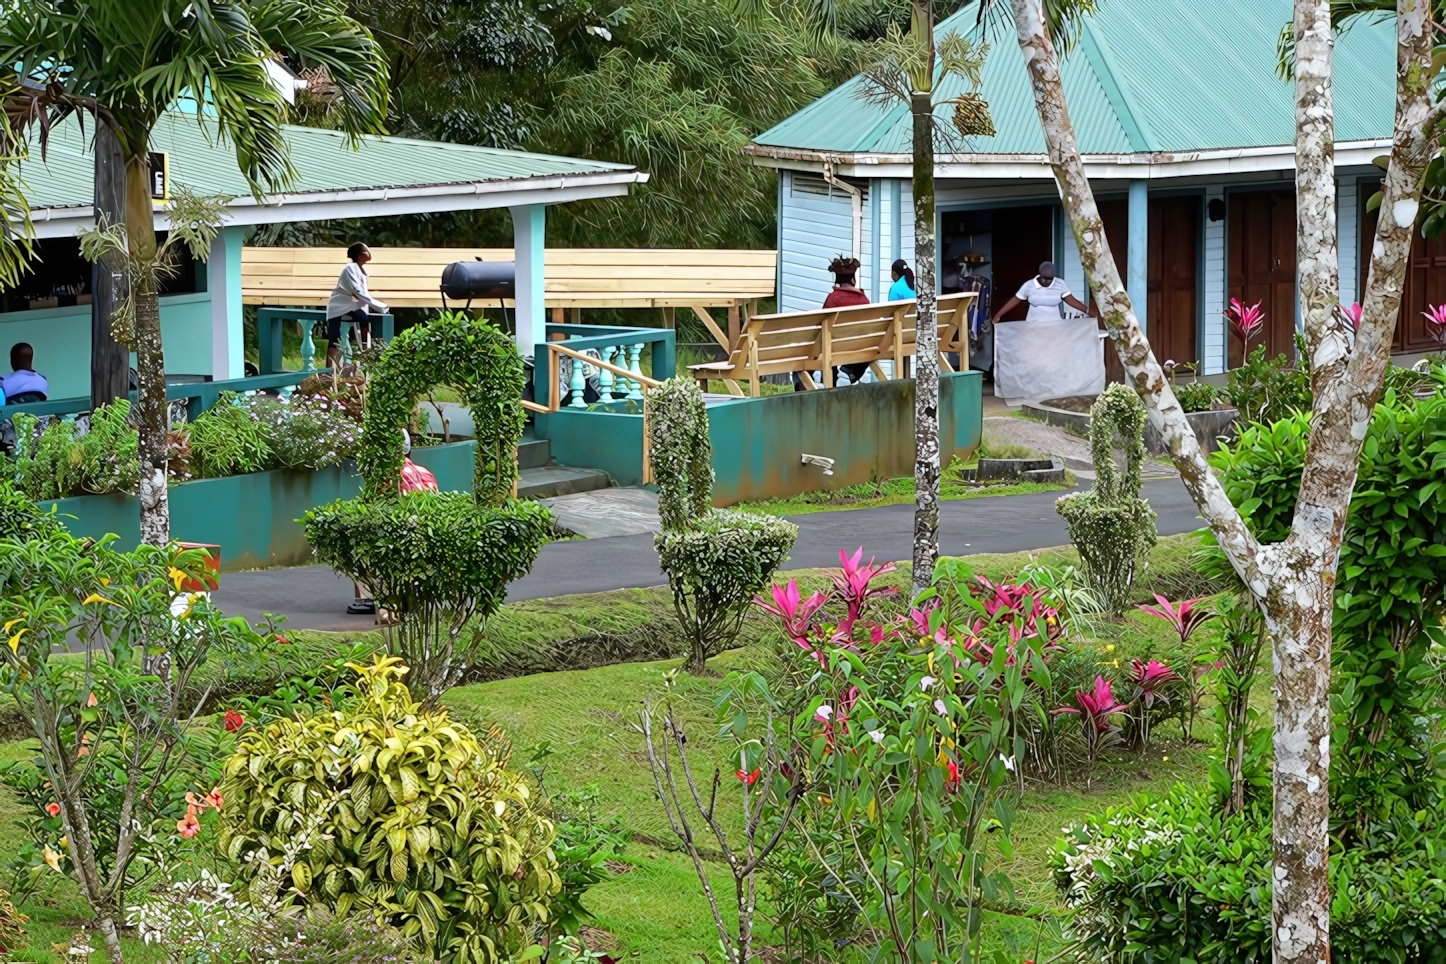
548;343;663;389
520;399;549;414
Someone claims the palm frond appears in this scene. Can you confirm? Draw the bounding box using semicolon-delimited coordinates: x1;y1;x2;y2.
1274;0;1400;80
973;0;1101;52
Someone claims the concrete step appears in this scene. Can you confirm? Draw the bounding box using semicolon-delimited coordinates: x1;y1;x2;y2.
517;436;551;469
517;463;612;500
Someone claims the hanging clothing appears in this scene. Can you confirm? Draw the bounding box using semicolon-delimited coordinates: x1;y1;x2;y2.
959;275;993;374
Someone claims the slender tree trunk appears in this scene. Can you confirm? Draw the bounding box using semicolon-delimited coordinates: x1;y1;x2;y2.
910;83;940;596
123;150;169;546
1006;0;1438;956
91;125;130;408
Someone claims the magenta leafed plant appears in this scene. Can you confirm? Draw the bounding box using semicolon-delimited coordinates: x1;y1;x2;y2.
1137;594;1211;644
1343;302;1363;331
1054;676;1132;766
1225;298;1265;352
1127;658;1181;709
754;578;828;659
831;547;899;636
1423;304;1446;346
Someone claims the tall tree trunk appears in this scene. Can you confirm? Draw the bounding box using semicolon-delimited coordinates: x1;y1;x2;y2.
1006;0;1439;956
123;150;169;546
910;80;940;595
91;126;130;408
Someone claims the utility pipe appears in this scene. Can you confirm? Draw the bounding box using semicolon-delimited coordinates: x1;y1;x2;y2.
822;161;863;262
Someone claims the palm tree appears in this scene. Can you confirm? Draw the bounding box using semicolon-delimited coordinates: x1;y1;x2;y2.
0;0;389;545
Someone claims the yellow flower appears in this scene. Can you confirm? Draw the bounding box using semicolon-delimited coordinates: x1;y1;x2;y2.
7;628;28;653
81;593;119;607
1105;644;1116;653
42;845;62;872
99;576;110;587
168;567;187;592
3;617;23;633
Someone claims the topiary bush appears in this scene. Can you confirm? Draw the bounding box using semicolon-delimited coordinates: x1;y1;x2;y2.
1055;384;1157;614
218;656;559;964
304;313;551;702
648;378;796;672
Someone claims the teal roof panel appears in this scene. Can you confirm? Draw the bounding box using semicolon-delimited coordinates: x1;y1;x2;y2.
20;111;635;211
753;0;1396;156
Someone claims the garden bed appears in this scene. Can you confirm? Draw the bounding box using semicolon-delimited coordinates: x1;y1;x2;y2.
1026;393;1239;454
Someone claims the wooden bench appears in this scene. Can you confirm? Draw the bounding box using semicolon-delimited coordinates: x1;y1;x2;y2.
689;293;974;397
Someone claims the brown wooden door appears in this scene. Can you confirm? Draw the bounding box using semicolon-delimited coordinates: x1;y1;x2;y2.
1360;180;1446;352
991;205;1055;321
1147;196;1200;367
1228;190;1297;366
1089;197;1198;381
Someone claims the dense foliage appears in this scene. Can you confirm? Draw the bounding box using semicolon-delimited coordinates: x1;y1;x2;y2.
178;392;362;481
8;403;140;500
648;377;796;671
219;657;558;963
1056;384;1158;614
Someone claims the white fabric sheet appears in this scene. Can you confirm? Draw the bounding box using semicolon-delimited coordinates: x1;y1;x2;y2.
992;318;1106;403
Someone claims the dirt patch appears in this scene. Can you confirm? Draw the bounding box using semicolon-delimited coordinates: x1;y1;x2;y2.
605;859;634;876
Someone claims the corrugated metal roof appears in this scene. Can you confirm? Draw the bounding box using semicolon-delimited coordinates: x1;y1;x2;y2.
19;110;636;211
754;0;1395;156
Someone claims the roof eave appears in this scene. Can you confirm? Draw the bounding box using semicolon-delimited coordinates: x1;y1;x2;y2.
26;169;649;239
745;139;1393;180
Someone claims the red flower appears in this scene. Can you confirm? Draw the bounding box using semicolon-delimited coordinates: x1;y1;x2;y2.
946;760;961;787
736;768;761;786
223;709;244;732
45;802;60;817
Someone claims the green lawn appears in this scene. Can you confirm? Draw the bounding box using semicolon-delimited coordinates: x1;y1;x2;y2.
0;533;1233;962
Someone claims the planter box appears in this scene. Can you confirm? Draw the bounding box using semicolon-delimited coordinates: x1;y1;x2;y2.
977;457;1066;484
39;441;479;571
1024;395;1239;455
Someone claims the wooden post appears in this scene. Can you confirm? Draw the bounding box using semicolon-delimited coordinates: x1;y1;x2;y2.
821;313;834;388
748;340;760;397
727;302;741;352
91;124;130;408
551;307;565;324
571;306;582;325
892;307;905;377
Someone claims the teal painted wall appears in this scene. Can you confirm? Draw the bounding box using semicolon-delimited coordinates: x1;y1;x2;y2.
39;441;478;570
532;372;984;504
0;292;215;399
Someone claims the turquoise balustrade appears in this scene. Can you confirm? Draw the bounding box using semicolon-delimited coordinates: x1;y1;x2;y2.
534;324;676;410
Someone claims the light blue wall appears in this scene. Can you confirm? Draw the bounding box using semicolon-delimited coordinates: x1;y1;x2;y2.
0;292;214;399
778;171;912;313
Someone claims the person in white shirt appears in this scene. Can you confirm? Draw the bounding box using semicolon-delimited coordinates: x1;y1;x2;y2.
325;243;389;369
990;261;1089;325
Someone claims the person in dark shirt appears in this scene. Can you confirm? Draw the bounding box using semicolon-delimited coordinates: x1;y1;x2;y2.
796;255;872;390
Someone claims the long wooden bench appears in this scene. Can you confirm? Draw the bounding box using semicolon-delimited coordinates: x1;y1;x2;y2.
689;293;974;397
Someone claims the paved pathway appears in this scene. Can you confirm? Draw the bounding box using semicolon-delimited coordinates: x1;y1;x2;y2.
213;479;1202;631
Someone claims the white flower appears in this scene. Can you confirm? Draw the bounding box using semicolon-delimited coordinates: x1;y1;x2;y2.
868;729;885;744
1000;754;1016;772
934;698;948;716
815;704;833;722
920;675;936;692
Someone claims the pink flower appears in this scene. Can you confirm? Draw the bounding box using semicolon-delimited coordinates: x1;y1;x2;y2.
1127;659;1181;709
815;704;833;723
45;802;60;817
1225;299;1265;349
1343;302;1363;330
1137;594;1210;644
223;709;244;732
832;548;898;635
1424;304;1446;346
177;807;201;839
754;580;828;660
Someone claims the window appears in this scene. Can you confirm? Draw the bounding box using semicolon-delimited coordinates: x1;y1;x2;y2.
0;232;201;314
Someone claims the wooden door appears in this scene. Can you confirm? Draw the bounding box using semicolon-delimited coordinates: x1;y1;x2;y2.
1095;199;1129;384
991;205;1055;321
1147;196;1200;367
1360;180;1446;352
1228;190;1297;366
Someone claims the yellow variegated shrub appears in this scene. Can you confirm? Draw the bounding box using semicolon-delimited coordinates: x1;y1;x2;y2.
218;656;559;963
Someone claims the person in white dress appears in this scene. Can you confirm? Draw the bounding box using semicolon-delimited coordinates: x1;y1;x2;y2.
988;262;1103;403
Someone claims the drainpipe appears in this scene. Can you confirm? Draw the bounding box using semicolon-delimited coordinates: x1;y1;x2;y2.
822;160;862;262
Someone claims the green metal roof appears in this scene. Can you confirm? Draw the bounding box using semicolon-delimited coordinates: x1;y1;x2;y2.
753;0;1396;156
21;110;637;212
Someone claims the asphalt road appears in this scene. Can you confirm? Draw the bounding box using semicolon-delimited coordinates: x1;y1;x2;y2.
213;479;1202;631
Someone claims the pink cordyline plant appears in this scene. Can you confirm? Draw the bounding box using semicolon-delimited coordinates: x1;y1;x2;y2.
1127;659;1181;709
1225;298;1265;354
832;547;898;635
1342;302;1363;331
755;579;827;660
1053;676;1132;767
1424;304;1446;346
1137;594;1211;644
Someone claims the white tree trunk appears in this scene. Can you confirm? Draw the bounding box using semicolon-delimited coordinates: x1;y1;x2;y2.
1007;0;1440;957
911;88;940;596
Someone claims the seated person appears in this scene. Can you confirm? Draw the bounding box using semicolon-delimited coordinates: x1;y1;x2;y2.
1;343;47;403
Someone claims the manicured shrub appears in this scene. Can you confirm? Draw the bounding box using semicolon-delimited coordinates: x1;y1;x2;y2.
218;657;559;964
1052;784;1446;963
304;313;550;702
1056;384;1157;614
1174;380;1218;413
648;377;797;671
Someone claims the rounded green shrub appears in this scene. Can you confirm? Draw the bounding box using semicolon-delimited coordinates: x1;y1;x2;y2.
218;656;559;964
1056;384;1157;614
